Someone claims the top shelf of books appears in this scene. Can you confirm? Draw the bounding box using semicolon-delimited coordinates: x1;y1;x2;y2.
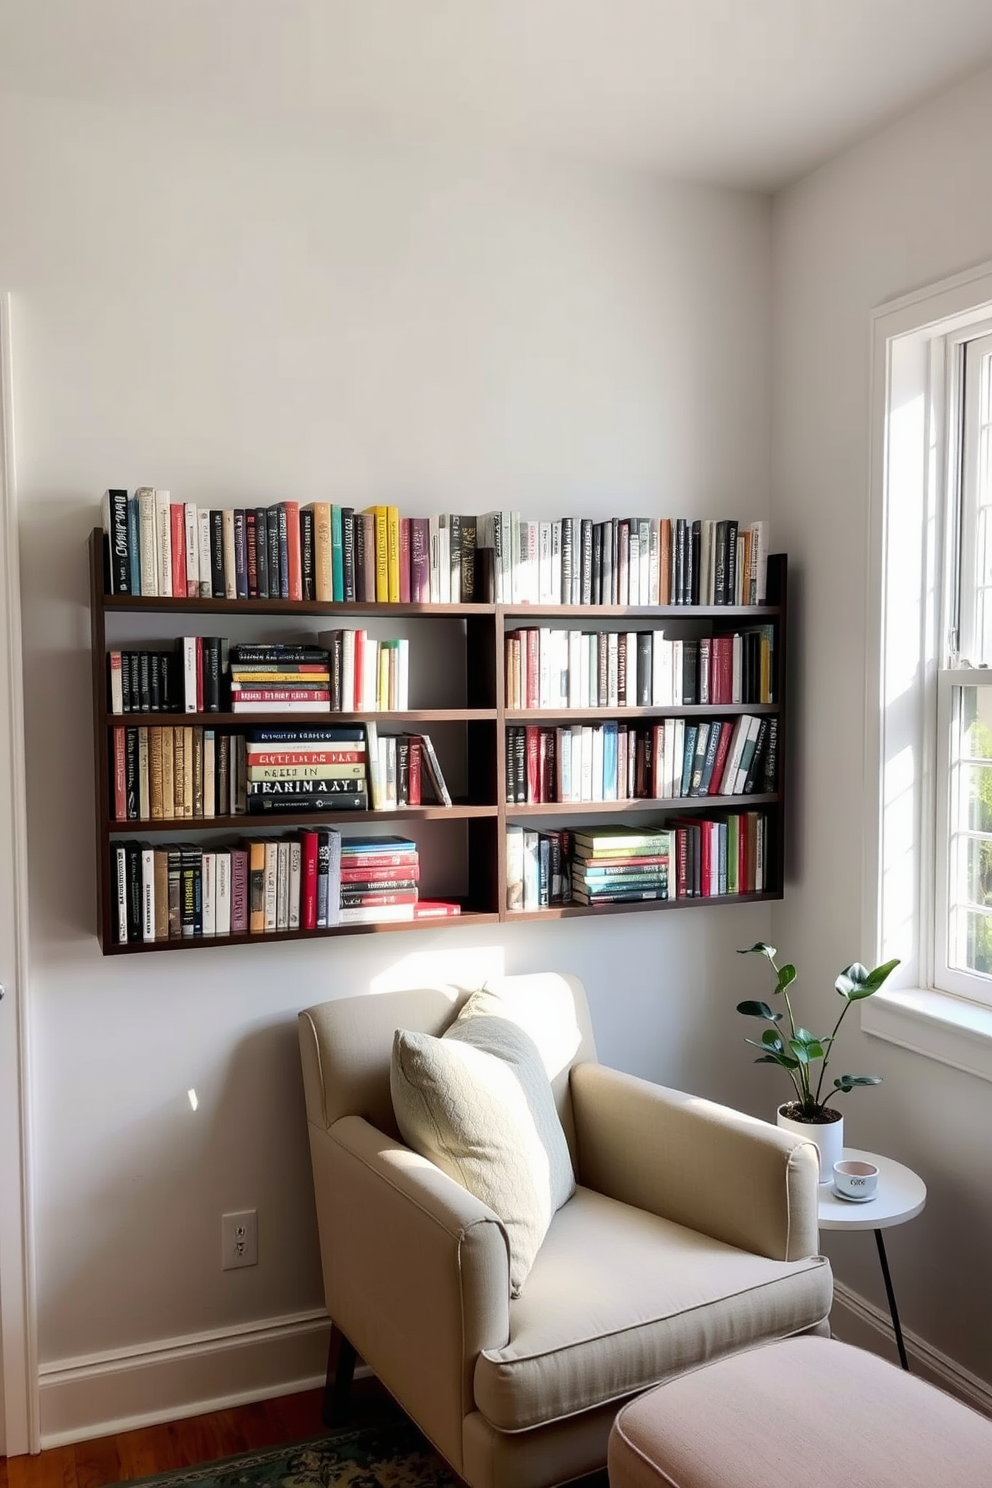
99;492;775;612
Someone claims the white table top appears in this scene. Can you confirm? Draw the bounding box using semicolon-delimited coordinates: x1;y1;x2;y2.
818;1147;927;1232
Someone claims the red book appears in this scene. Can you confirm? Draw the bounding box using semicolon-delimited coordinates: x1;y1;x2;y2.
113;726;126;820
284;500;302;601
525;725;540;803
300;829;318;929
399;518;411;603
708;722;735;796
339;864;420;884
700;821;713;896
231;688;331;703
414;900;462;918
338;849;418;869
407;735;422;805
170;503;186;601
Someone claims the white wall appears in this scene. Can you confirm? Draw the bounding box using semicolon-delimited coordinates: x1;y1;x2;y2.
771;65;992;1383
0;90;773;1436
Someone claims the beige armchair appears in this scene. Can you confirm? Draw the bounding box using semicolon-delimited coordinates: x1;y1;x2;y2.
298;972;831;1488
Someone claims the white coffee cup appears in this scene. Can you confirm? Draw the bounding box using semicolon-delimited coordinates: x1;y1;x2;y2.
833;1159;879;1201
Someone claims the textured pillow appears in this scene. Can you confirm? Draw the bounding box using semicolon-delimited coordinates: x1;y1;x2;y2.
390;988;576;1295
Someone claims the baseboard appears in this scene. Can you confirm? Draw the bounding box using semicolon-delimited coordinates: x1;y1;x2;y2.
38;1310;336;1447
831;1281;992;1418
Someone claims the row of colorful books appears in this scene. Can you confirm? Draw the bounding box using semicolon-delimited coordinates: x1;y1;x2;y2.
505;716;777;805
504;816;770;909
109;832;461;944
504;626;774;710
102;491;769;608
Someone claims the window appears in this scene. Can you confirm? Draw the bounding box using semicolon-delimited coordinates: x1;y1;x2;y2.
864;266;992;1080
936;328;992;1006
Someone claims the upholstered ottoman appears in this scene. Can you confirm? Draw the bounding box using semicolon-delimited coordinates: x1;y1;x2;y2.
608;1336;992;1487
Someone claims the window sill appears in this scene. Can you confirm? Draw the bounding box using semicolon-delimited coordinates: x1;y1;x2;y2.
861;986;992;1084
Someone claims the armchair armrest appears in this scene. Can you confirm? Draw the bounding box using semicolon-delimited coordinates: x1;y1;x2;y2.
570;1063;820;1262
308;1114;510;1468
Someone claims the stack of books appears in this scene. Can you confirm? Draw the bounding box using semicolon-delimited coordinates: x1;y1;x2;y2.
570;827;673;906
339;836;419;924
230;644;330;715
246;727;368;814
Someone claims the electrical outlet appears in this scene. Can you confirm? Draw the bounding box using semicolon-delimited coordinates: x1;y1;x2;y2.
222;1209;257;1270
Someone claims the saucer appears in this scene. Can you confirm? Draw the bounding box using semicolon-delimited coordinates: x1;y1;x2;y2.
832;1186;878;1203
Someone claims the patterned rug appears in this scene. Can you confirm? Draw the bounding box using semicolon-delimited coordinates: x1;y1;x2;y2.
127;1421;462;1488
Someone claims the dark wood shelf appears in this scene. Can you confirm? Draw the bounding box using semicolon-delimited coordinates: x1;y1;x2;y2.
499;601;782;620
98;908;500;953
506;891;780;922
101;595;497;618
505;793;777;817
505;703;779;723
103;803;499;835
105;708;498;726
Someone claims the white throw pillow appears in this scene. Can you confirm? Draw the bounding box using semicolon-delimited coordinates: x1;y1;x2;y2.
390;988;576;1295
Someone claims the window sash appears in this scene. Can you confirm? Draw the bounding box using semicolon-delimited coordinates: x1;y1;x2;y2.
934;668;992;1006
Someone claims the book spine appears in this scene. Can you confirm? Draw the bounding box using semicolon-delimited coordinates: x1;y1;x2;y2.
233;509;248;600
170;502;186;600
103;489;130;594
197;509;212;598
184;502;199;597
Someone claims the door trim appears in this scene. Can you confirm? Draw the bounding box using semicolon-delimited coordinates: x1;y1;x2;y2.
0;291;39;1455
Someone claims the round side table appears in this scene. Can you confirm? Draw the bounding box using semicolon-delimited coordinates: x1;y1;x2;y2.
818;1146;927;1371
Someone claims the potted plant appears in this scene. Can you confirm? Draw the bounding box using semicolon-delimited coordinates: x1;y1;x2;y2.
737;942;899;1182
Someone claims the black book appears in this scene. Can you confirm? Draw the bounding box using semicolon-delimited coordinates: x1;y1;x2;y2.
505;727;517;804
209;511;225;598
245;725;366;743
217;735;230;815
759;716;779;793
602;521;615;605
460;514;477;603
688;722;710;795
560;517;574;605
103;489;130;595
690;520;701;605
233;510;248;599
181;845;200;937
592;523;603;605
538;834;551;908
714;520;729;604
675;519;687;605
149;654;162;712
247;792;369;814
230;644;328;662
396;734;410;806
682;640;699;705
125;840;142;942
255;506;270;598
513;727;526;803
353;513;367;602
138;651;151;713
580;519;594;605
342;508;356;602
449;513;462;603
121;652;134;714
300;507;316;601
265;507;281;600
743;717;771;795
726;521;739;605
316;831;331;926
203;638;223;713
159;653;173;711
276;504;290;599
636;633;653;707
697;720;726;796
167;846;182;938
247;778;364;796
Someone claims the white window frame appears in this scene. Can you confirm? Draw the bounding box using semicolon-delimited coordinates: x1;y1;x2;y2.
863;262;992;1082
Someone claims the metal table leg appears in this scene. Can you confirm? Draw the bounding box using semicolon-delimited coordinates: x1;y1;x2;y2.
874;1228;909;1370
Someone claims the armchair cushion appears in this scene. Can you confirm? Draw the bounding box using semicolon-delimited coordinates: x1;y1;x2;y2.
474;1185;832;1432
391;989;576;1296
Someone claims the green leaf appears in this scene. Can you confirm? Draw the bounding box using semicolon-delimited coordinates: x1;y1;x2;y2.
736;999;783;1021
753;1055;784;1065
738;942;777;962
788;1040;811;1065
835;957;901;1001
760;1029;784;1049
753;1051;800;1070
833;1074;883;1092
775;964;797;993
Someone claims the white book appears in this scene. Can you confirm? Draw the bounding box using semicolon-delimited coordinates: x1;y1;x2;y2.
154;489;172;597
288;841;301;930
538;521;553;604
215;851;231;936
579;633;591;707
341;629;356;712
263;842;278;931
607;632;619;708
365;721;382;810
671;639;684;706
751;520;768;604
109;651;124;714
638;519;651;604
184;503;199;598
141;846;156;942
662;717;677;799
651;630;666;707
338;903;415;924
506;512;519;602
136;487;159;596
197;508;212;598
538;630;550;708
569;724;583;801
505;824;524;910
203;730;216;817
568;631;582;708
591;724;604;801
182;637;198;713
628;528;640;606
438;516;451;605
137;728;150;820
276;841;290;930
551;521;562;605
557;726;571;802
672;718;685;796
362;638;379;712
648;522;660;605
428;516;440;605
201;851;216;935
222;508;237;600
580;725;594;801
397;637;410;710
522;828;541;910
718;716;749;795
114;844;128;944
733;715;764;794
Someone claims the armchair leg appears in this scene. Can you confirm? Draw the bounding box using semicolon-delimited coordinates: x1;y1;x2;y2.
322;1323;358;1428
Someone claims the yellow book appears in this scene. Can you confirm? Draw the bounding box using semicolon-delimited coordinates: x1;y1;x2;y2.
173;727;185;817
363;505;389;602
378;643;390;711
386;505;401;603
149;727;164;819
161;727;175;820
309;502;333;602
249;840;267;933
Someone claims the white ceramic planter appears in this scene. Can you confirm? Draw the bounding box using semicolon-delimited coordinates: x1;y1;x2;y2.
777;1105;844;1185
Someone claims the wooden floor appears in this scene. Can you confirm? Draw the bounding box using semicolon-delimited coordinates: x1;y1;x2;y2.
0;1387;329;1488
0;1382;609;1488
